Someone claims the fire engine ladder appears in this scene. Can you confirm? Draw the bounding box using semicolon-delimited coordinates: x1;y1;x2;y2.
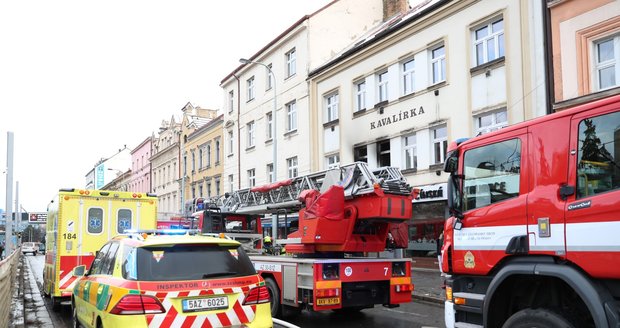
219;162;412;215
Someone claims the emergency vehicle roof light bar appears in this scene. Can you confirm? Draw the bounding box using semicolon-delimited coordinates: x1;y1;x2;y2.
122;229;201;236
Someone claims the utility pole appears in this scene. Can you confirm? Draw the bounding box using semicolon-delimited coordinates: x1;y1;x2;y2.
15;181;19;242
5;132;14;254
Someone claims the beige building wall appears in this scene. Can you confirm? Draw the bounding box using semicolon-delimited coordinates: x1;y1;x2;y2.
309;0;543;185
184;115;224;203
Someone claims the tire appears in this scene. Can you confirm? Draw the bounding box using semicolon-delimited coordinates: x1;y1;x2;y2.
265;278;282;318
72;300;81;328
51;295;61;312
502;308;575;328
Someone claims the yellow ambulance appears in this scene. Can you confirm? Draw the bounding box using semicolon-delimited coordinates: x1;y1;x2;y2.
43;188;158;310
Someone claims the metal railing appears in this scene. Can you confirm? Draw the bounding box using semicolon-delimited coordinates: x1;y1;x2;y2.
0;248;20;327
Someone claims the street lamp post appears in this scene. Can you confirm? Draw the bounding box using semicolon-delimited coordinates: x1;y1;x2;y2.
239;58;278;241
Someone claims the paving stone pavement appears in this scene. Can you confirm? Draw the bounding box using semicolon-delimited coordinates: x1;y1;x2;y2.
10;256;53;328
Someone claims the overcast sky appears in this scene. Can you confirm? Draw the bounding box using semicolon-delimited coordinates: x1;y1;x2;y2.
0;0;332;213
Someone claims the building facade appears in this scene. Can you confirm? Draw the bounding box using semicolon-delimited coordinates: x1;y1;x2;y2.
129;136;152;193
179;103;219;216
184;114;224;206
547;0;620;106
308;0;547;256
151;117;182;220
220;0;400;193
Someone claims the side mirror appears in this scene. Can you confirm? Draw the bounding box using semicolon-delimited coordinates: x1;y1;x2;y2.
72;265;86;277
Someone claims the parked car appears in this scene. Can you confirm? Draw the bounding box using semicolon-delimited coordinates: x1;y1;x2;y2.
22;242;38;255
72;230;273;328
38;243;46;254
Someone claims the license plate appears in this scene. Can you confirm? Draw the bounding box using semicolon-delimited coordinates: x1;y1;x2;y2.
182;296;229;312
316;297;340;306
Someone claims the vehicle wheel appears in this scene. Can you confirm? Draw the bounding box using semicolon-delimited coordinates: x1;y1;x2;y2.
265;278;282;318
51;295;61;312
72;300;81;328
502;308;574;328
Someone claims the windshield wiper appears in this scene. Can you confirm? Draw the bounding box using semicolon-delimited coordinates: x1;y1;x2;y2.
202;271;238;279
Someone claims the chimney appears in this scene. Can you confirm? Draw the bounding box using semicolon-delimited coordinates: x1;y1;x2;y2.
383;0;409;21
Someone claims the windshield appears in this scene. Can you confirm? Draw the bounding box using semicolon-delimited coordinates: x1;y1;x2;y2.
122;243;256;281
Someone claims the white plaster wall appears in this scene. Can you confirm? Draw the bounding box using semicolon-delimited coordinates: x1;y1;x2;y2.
471;66;507;111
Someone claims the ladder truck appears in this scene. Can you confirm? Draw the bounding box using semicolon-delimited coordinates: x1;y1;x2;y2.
194;162;417;317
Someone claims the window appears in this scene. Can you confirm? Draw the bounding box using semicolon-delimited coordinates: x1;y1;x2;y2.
131;244;255;281
247;169;256;187
355;80;366;112
325;93;339;122
117;209;132;234
287;101;297;132
287;157;298;178
88;208;104;234
403;134;417;170
198;148;203;168
475;110;508;135
377;140;391;167
207;181;212;198
206;144;211;167
402;59;415;95
247;76;255;101
286;48;296;77
191;152;195;172
463;139;521;211
90;243;110;275
267;163;274;183
228;131;234;155
354;145;368;163
473;18;504;66
228;174;234;192
576;111;620;198
266;63;273;90
228;90;234;113
326;154;340;169
432;126;448;164
247;121;255;147
594;36;619;91
215;178;220;196
199;184;203;197
431;45;446;84
101;242;119;275
377;71;389;102
215;139;221;164
266;112;273;140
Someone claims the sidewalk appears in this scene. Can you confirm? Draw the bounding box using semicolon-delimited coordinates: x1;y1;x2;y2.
10;256;53;328
411;257;445;304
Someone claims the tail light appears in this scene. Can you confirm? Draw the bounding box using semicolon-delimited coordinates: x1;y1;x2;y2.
243;286;270;305
315;288;340;298
109;294;166;315
394;284;413;293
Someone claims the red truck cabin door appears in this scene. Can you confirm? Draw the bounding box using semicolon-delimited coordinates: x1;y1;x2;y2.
565;102;620;279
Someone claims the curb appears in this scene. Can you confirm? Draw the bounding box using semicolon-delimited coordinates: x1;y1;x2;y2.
412;293;444;305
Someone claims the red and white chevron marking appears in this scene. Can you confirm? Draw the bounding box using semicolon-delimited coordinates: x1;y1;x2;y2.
58;270;78;290
143;285;258;328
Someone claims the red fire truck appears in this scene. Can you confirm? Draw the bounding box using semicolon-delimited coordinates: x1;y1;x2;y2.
441;92;620;328
196;162;416;317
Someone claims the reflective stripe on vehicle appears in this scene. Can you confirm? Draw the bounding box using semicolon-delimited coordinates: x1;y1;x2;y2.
143;285;258;327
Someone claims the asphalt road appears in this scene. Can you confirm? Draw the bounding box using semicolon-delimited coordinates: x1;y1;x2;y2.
27;255;444;327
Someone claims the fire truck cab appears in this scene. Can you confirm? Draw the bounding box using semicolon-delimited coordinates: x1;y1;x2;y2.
442;93;620;328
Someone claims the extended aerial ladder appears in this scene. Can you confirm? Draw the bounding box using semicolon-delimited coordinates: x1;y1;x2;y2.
200;162;416;254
